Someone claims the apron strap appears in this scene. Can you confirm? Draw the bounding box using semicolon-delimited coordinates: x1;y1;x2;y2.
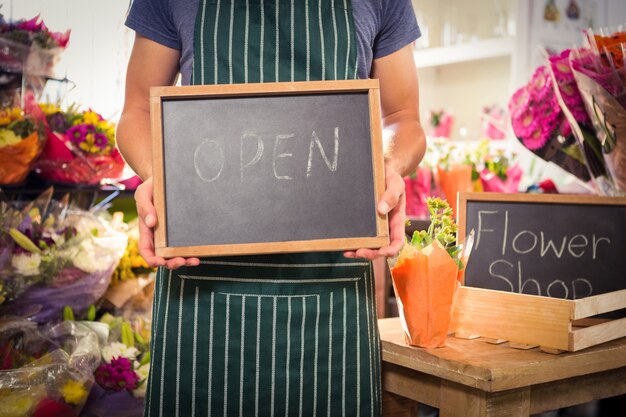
192;0;358;85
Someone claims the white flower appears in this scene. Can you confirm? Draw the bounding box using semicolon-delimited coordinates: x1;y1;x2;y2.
133;380;148;398
72;239;100;273
101;342;139;363
11;253;41;276
135;363;150;380
132;364;150;398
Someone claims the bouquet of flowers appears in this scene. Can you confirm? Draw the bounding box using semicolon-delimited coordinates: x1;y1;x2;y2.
479;149;522;193
430;139;487;215
0;318;100;417
509;64;594;188
480;104;507;140
427;109;454;138
388;198;472;348
0;14;70;107
0;188;128;323
0;105;45;184
0;188;72;303
80;311;151;417
567;28;626;194
110;219;155;287
34;104;125;185
510;26;626;196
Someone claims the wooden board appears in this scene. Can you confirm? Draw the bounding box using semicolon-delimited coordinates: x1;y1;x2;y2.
457;192;626;305
151;79;388;257
450;286;626;351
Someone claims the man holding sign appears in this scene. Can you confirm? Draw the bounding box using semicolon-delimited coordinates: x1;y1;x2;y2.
117;0;425;415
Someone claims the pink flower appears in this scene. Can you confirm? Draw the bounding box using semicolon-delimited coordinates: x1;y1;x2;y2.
51;29;71;48
549;49;590;125
16;15;45;32
33;398;76;417
509;65;570;150
67;125;87;145
94;132;109;149
95;356;140;392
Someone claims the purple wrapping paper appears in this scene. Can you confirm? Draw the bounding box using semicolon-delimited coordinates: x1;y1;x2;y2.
80;383;144;417
1;264;115;323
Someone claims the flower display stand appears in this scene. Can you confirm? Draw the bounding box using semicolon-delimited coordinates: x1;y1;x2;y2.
450;286;626;353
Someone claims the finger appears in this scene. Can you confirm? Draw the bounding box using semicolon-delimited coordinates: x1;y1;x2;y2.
185;257;201;267
137;215;164;267
354;248;382;260
165;257;187;270
378;171;405;215
135;181;157;227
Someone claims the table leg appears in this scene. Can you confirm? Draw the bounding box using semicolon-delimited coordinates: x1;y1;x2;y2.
382;390;419;417
439;381;531;417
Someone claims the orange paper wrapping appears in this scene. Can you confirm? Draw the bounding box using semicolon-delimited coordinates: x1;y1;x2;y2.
437;164;473;216
391;242;459;348
0;132;42;185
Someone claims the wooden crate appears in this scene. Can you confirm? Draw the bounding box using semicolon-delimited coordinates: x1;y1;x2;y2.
450;286;626;353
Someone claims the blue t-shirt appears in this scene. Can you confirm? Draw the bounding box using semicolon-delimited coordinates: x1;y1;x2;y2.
126;0;420;84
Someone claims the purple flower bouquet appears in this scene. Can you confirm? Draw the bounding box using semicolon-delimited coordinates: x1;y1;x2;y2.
0;188;127;321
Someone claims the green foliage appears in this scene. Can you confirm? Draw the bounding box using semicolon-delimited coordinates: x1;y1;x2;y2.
408;197;463;268
63;305;75;321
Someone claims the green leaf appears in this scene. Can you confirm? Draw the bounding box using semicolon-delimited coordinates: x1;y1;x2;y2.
63;306;75;321
9;228;41;254
121;322;135;348
86;305;96;321
139;351;151;366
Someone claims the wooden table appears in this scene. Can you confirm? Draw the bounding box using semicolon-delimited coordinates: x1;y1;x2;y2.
378;317;626;417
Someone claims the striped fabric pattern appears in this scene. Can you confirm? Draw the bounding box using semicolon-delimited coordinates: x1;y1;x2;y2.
145;1;380;416
145;256;382;417
192;0;358;84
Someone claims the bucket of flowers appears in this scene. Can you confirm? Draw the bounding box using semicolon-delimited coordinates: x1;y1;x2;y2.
0;188;128;323
0;14;70;107
0;318;100;417
388;197;473;348
0;105;45;185
34;104;124;185
78;310;151;417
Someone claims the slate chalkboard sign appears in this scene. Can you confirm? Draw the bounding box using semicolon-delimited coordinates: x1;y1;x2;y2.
151;80;388;257
458;192;626;300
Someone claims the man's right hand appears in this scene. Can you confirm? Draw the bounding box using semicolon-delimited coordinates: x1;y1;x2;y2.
135;177;200;269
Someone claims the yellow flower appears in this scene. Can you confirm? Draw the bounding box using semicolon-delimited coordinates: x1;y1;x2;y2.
0;129;22;148
0;389;40;417
60;379;88;405
0;107;22;126
97;120;111;132
39;103;61;115
82;111;100;125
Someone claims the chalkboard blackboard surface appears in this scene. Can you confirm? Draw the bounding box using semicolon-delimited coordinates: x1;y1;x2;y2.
151;80;388;257
458;192;626;300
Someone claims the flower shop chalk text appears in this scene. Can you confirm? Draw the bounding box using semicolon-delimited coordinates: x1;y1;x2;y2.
474;208;611;299
459;193;626;303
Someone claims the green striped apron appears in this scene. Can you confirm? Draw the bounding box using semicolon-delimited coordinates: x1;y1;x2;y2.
144;2;381;416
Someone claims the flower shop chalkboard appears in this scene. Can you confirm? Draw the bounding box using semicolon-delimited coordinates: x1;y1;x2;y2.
458;192;626;300
150;80;388;257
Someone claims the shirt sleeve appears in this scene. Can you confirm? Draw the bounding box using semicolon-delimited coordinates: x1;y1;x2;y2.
373;0;421;59
125;0;181;50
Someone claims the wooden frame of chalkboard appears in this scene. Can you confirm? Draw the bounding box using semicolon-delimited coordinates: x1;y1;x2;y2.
451;192;626;352
457;191;626;297
151;80;388;258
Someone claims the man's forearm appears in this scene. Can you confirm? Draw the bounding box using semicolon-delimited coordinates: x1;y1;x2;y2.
384;115;426;178
116;109;153;181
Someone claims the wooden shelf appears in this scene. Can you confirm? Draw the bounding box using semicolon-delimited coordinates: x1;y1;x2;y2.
413;37;515;69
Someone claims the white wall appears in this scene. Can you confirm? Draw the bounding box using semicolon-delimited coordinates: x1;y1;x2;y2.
418;56;513;140
2;0;133;120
